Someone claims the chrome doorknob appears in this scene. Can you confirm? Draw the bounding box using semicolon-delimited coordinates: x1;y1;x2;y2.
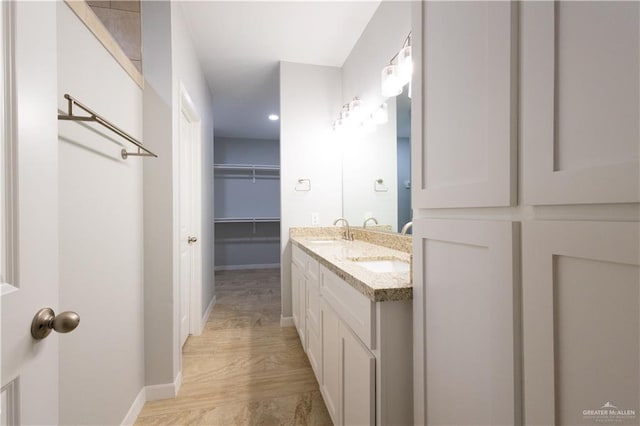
31;308;80;340
188;236;198;244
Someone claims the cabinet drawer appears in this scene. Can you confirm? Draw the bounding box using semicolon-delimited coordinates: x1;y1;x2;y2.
293;244;320;280
320;266;375;349
292;244;306;268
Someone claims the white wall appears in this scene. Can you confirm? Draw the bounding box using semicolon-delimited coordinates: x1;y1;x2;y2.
280;62;342;318
57;3;144;424
341;1;411;231
141;0;215;389
141;0;176;389
171;2;215;321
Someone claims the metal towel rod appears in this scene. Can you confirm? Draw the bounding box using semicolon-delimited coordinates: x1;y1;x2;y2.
58;93;158;160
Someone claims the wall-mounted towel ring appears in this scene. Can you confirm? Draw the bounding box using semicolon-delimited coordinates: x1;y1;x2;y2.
374;178;388;192
295;178;311;191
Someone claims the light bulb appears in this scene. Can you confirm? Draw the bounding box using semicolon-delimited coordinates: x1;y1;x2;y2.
397;46;412;86
333;118;344;132
372;103;388;124
349;97;365;122
381;64;402;97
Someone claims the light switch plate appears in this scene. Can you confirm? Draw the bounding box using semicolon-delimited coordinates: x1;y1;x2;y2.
311;212;319;225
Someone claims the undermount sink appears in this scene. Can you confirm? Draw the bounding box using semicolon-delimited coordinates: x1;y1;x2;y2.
307;239;341;244
350;258;410;273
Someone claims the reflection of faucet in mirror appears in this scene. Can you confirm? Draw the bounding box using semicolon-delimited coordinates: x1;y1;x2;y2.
363;217;378;228
333;217;353;241
400;221;413;235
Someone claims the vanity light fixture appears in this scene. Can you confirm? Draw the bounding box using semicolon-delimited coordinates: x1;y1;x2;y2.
268;114;279;121
380;32;412;98
381;64;403;97
397;45;412;86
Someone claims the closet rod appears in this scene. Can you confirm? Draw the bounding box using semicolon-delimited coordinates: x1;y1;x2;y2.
58;93;158;160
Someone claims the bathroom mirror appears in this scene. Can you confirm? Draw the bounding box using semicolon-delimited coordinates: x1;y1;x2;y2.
341;91;411;233
339;1;412;233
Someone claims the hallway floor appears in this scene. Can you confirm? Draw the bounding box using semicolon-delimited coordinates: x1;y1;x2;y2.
136;269;332;425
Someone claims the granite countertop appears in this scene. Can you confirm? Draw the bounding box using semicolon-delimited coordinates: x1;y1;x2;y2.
291;234;412;302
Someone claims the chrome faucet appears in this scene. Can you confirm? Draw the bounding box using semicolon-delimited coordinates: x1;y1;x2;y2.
400;221;413;235
333;217;353;241
363;217;378;228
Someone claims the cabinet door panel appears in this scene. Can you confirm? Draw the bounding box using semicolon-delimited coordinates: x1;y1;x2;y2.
413;218;520;425
306;277;321;335
321;301;341;425
412;1;517;208
298;274;306;350
522;221;639;425
292;262;300;329
340;322;375;426
521;2;639;204
307;325;322;385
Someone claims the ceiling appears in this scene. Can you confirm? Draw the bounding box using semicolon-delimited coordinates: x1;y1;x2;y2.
180;1;381;140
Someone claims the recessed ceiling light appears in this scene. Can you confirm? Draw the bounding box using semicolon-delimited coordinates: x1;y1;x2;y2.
268;114;279;121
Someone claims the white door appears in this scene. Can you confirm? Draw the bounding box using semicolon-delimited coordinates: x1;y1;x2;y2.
179;110;194;348
1;2;62;424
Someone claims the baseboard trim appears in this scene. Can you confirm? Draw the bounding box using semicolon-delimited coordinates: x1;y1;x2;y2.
174;371;183;396
215;263;280;271
192;295;216;336
122;372;183;424
200;295;216;331
120;387;146;426
145;372;182;401
280;316;295;327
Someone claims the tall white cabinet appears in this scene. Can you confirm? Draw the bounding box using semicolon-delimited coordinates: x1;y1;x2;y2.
412;2;639;425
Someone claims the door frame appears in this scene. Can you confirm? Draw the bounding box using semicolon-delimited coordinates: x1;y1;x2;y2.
177;82;203;338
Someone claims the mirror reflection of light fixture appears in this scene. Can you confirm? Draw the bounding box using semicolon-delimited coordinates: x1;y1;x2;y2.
340;104;351;121
372;103;388;124
349;97;365;122
381;65;403;97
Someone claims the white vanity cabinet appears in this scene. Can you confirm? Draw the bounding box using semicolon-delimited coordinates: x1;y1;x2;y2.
291;243;413;426
322;300;376;426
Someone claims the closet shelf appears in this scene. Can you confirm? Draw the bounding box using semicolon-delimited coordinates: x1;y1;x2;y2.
214;164;280;171
214;164;280;183
214;217;280;223
215;217;280;234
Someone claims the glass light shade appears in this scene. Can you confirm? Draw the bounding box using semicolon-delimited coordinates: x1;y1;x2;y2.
372;103;388;124
340;105;352;122
397;46;413;86
349;98;365;122
381;65;402;97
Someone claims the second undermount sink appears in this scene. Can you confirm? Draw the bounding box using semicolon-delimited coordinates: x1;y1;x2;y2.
350;258;410;273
